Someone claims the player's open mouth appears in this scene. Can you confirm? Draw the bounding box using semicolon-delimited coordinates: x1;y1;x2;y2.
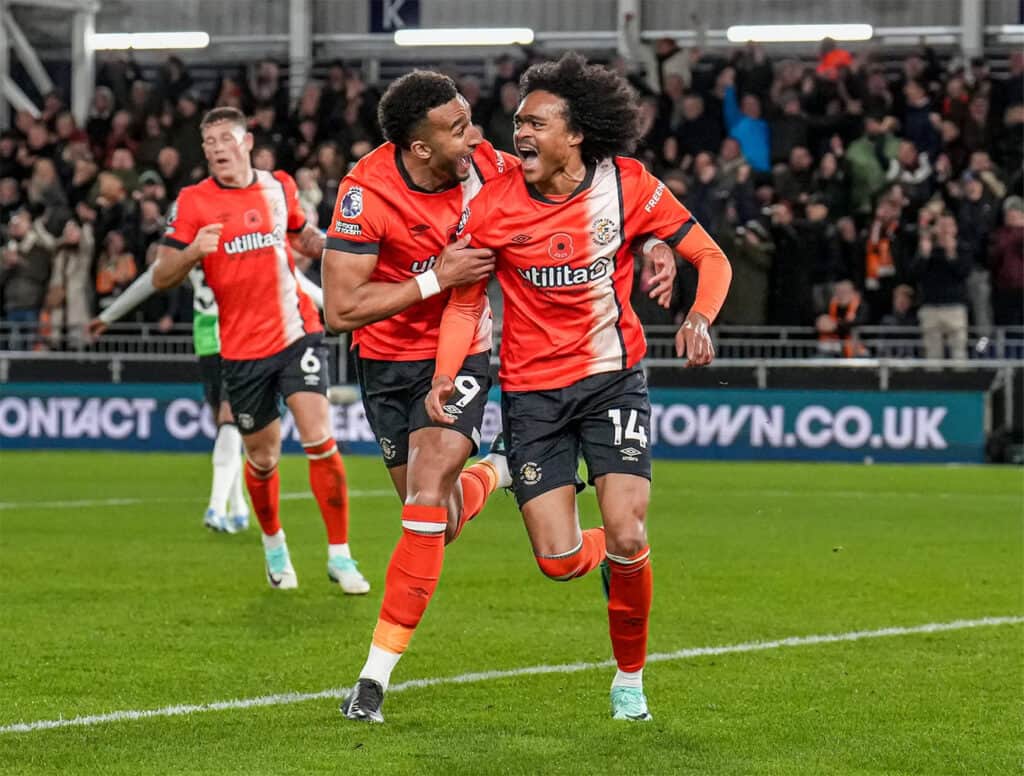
517;146;539;170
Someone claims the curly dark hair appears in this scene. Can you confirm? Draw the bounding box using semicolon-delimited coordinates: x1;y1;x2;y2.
377;70;459;149
519;52;642;164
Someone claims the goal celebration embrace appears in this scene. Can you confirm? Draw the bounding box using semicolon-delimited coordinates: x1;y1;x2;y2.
5;7;1021;773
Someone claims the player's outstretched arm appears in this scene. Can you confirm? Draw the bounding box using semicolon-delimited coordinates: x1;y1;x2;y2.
672;220;732;367
424;279;488;425
322;235;494;333
152;224;222;290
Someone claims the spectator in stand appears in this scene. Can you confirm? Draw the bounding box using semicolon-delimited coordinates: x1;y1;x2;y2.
816;279;868;357
138;170;168;210
878;283;919;357
155;55;193;105
767;200;814;325
171;91;204;176
962;94;994;154
289;117;319;171
817;38;853;81
846;111;900;217
88;171;137;251
955;171;1000;335
901;80;941;158
720;67;771;173
294;167;323;227
108;147;140;195
86;86;115;155
250;103;287;159
251;145;277;172
245;59;290;118
989;196;1024;327
769;91;810;166
813;147;850;218
913;212;970;360
45;218;94;349
675;92;723;160
886;139;933;219
26;158;70;236
1;208;55;349
484;81;519;154
156;146;187;200
859;197;906;320
717;219;772;326
774;145;816;205
0;177;22;227
136;114;169;171
94;229;137;314
800;193;843;312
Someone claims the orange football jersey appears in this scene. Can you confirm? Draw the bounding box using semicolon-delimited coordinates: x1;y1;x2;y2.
162;169;321;361
324;140;518;360
459;156;716;391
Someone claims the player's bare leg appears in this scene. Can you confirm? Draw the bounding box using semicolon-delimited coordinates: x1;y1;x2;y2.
595;473;653;721
241;419;297;589
286;391;368;594
343;426;506;722
520;486;606;581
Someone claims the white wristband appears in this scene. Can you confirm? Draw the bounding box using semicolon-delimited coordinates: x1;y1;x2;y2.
415;269;442;299
642;236;660;254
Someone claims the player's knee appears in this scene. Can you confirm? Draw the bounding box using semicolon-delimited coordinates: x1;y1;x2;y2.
535;553;579;582
245;447;279;472
605;526;648;560
405;486;449;508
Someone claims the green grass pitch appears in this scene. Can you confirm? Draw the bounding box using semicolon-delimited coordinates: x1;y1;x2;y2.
0;452;1021;775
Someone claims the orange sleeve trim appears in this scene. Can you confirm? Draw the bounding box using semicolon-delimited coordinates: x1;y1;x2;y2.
676;222;733;323
433;279;488;381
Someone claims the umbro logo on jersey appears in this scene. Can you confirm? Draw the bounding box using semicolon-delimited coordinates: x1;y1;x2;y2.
510;233;532;244
517;257;613;288
410;224;431;233
223;227;284;255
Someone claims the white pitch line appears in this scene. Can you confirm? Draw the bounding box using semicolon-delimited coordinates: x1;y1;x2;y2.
1;615;1020;735
0;490;394;511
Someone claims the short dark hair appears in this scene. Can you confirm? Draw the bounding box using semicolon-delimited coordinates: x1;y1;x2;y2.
377;70;459;149
519;52;642;165
200;107;247;132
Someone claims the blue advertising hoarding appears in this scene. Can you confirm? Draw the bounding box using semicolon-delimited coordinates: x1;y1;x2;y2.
0;383;986;464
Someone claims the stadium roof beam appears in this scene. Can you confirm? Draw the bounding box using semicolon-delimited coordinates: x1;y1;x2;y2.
960;0;984;59
288;0;311;104
3;10;53;96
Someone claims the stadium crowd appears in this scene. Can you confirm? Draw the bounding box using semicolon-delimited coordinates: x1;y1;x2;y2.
0;42;1022;357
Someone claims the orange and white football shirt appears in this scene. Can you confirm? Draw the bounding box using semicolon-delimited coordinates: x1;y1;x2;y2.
324;140;519;361
439;156;730;391
162;169;321;361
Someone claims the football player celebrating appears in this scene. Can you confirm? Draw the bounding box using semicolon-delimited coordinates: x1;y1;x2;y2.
152;107;369;595
426;53;732;721
323;70;679;724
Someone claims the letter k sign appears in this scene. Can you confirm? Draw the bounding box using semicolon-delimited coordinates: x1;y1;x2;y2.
371;0;420;32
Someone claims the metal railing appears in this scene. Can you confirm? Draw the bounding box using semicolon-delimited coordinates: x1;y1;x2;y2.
3;322;1023;361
